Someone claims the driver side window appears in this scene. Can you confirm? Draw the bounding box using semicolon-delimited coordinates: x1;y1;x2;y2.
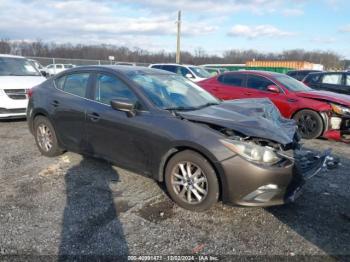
94;73;137;105
246;76;275;91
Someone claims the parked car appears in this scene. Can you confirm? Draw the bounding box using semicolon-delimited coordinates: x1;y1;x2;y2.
27;66;333;211
286;70;323;81
198;71;350;142
204;67;228;76
44;64;75;76
149;63;211;82
303;71;350;95
0;54;46;118
115;62;136;66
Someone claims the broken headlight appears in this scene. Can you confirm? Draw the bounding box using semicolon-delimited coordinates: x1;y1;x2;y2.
331;103;350;116
220;139;282;165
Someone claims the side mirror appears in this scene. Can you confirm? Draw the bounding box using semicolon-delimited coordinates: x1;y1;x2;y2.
267;85;280;93
110;98;135;117
185;73;194;79
40;70;47;77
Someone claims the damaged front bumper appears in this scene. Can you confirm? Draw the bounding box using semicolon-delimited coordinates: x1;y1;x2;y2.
220;149;338;207
322;113;350;143
285;149;337;203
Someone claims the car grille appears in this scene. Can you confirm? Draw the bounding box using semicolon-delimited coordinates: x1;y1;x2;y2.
4;89;27;100
0;108;26;114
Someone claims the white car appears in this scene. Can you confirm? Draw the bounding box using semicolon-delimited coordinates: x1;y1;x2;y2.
44;64;75;76
0;54;46;118
149;63;211;82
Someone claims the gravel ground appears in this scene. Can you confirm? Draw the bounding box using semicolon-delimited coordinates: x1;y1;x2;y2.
0;120;349;260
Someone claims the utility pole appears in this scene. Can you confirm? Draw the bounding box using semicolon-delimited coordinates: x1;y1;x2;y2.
176;10;181;64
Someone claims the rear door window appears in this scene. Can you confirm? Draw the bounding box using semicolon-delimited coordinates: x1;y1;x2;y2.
321;73;342;85
59;73;90;97
55;75;66;90
218;74;246;87
246;75;275;91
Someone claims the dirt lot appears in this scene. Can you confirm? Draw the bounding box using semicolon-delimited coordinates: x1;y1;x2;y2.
0;120;349;260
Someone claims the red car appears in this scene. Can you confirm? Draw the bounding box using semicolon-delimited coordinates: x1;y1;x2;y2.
198;71;350;142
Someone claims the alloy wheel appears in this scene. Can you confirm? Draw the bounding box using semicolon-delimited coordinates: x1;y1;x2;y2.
36;123;53;152
171;161;208;204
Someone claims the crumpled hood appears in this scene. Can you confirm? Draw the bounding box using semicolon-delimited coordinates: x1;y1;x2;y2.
0;76;46;90
295;90;350;107
178;98;297;146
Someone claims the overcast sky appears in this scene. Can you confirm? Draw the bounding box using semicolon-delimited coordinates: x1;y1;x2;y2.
0;0;349;58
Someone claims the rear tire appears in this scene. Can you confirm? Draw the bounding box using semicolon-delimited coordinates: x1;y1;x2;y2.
293;110;324;139
34;116;63;157
164;150;219;211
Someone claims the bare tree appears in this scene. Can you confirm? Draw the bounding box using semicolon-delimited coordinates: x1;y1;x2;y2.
0;40;344;69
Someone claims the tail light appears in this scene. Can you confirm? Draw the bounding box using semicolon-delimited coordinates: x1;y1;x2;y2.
27;88;33;98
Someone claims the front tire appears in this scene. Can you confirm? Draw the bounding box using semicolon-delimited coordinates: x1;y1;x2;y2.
34;116;63;157
164;150;219;211
293;110;324;139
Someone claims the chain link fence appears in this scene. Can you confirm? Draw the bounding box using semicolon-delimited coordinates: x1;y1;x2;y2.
27;56;150;67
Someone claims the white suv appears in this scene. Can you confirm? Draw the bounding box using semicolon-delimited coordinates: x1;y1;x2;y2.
0;54;46;118
149;64;211;82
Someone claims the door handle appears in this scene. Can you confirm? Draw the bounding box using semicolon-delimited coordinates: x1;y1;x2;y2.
245;92;253;95
87;112;100;122
51;100;59;107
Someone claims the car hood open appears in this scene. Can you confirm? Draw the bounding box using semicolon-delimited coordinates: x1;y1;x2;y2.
178;98;297;146
295;90;350;107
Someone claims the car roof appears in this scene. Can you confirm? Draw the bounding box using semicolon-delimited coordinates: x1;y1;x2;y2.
64;65;174;75
288;69;322;73
0;54;25;59
308;71;348;75
226;70;285;77
150;63;198;67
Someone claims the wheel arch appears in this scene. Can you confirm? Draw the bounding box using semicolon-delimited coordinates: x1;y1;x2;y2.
29;109;50;134
31;110;64;148
291;108;327;136
157;145;226;200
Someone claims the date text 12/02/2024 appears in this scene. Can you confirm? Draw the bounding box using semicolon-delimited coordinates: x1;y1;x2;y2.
127;255;219;261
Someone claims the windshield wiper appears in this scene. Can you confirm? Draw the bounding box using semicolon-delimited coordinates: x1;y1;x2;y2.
196;102;220;109
163;106;198;111
164;102;220;112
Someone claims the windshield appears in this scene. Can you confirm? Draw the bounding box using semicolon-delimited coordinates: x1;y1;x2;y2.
189;66;211;78
275;75;312;92
127;73;220;110
0;57;41;76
